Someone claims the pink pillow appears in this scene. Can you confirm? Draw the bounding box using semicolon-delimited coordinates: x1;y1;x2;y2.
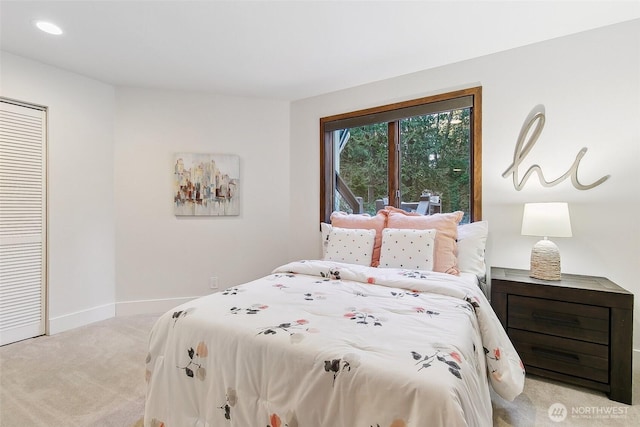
330;211;388;267
384;207;463;275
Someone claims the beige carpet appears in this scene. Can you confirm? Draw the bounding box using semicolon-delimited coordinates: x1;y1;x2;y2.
1;314;638;426
491;364;640;426
0;314;158;427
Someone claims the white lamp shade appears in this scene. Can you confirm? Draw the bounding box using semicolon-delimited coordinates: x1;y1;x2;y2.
521;202;572;238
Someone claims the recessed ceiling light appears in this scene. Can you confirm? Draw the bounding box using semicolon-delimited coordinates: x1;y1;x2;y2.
35;21;63;35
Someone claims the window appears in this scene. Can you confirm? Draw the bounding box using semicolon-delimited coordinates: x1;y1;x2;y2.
320;87;481;224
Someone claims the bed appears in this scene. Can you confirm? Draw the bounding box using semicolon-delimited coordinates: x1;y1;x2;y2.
144;211;525;427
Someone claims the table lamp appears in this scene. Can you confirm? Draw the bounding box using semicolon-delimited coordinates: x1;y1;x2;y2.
521;202;572;280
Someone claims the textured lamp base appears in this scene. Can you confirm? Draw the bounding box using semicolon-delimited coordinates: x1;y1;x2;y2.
530;238;561;281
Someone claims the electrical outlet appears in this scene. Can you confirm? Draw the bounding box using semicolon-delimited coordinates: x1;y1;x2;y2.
209;276;218;290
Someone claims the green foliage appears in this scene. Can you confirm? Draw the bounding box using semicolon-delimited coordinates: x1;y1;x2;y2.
339;123;388;214
338;109;471;217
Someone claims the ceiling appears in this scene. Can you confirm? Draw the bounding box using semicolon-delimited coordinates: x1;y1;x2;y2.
1;1;639;101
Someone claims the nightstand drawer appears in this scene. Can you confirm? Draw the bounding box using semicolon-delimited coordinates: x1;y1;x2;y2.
509;329;609;383
492;267;633;404
508;295;609;344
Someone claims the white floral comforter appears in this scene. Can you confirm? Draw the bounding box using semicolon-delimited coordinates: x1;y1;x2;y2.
144;260;524;427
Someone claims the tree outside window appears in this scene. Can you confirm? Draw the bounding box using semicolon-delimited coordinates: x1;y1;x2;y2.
320;87;481;224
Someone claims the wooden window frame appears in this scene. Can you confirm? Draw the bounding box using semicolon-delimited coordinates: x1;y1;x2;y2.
320;87;482;223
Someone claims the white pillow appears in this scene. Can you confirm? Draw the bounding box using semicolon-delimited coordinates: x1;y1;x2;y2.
320;222;332;258
324;227;376;266
378;228;436;270
456;220;489;277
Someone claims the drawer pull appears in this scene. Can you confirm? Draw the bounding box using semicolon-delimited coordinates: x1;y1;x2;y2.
532;311;580;327
532;346;580;363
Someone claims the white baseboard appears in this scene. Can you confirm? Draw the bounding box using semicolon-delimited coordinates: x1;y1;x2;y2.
48;303;115;335
115;296;201;316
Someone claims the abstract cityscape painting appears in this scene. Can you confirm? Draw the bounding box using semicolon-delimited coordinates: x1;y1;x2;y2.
173;153;240;216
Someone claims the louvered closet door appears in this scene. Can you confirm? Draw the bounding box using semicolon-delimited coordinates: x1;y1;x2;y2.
0;100;46;346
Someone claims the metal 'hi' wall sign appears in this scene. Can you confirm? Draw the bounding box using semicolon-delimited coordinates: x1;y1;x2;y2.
502;105;610;191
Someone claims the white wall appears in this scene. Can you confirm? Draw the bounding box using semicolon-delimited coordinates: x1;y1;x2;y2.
1;52;117;333
290;20;640;348
114;88;291;314
1;54;292;327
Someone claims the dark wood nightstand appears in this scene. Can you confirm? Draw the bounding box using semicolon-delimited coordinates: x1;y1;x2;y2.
491;267;633;404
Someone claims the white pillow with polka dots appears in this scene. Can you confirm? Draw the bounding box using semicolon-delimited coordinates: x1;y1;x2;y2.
324;227;376;266
379;228;436;270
